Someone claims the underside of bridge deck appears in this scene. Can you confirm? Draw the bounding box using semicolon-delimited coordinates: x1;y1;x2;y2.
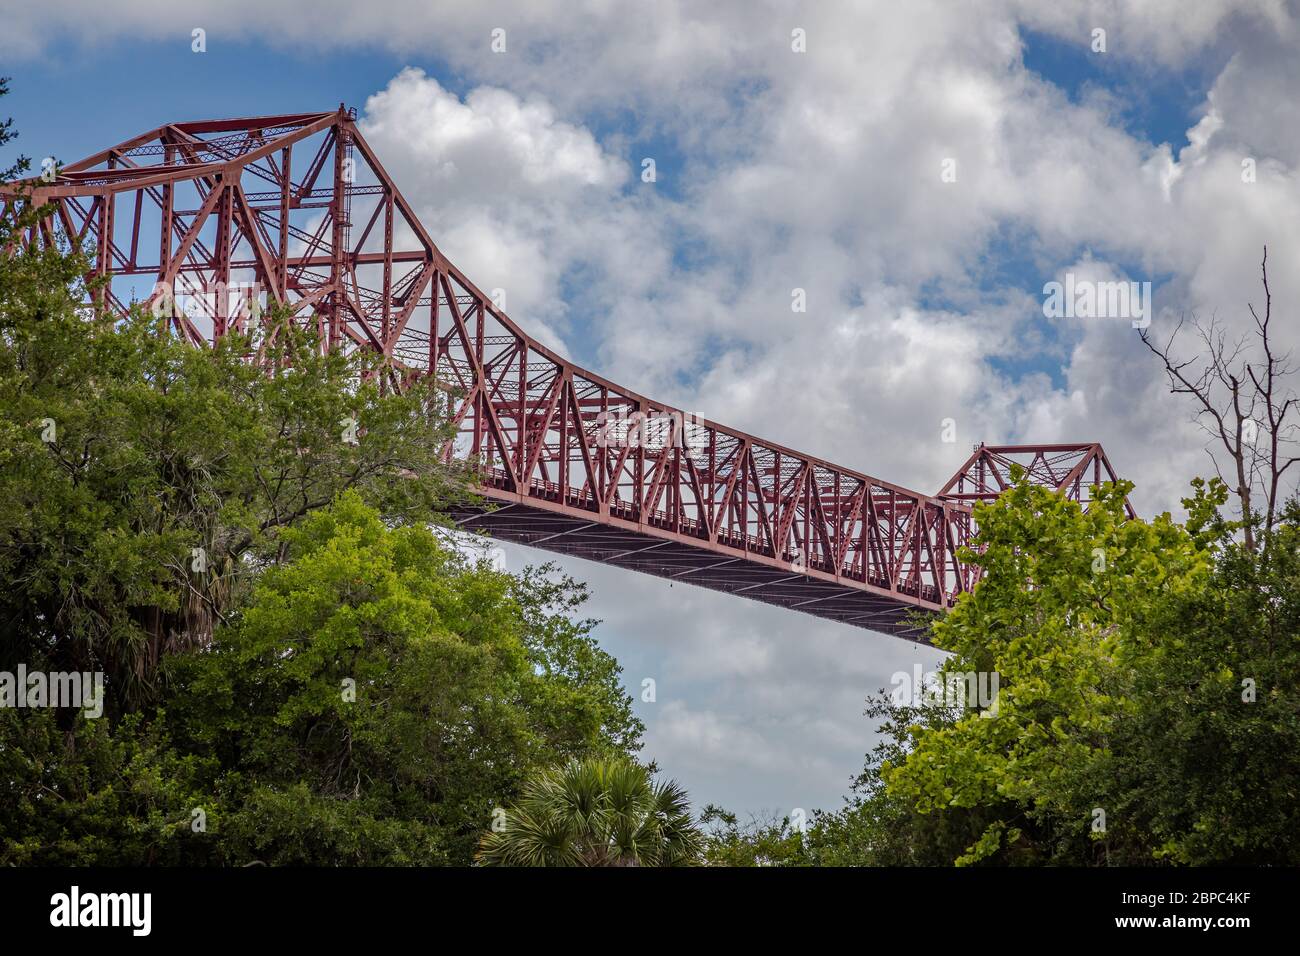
452;492;934;641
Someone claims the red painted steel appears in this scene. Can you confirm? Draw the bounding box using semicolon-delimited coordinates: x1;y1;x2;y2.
1;108;1131;641
938;443;1135;518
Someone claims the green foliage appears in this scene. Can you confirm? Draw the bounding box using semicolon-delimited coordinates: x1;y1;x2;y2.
0;98;647;867
0;78;28;183
1;493;644;865
476;756;702;866
699;805;811;866
2;79;462;708
805;694;1007;866
0;706;214;866
508;566;645;757
881;474;1213;864
816;470;1300;866
1099;495;1300;864
0;287;461;704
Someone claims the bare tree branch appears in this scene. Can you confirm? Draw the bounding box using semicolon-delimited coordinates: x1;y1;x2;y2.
1139;247;1298;552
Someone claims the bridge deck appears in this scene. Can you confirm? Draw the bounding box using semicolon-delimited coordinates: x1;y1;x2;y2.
453;487;936;640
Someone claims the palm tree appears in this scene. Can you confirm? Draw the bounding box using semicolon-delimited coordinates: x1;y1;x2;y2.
476;757;703;866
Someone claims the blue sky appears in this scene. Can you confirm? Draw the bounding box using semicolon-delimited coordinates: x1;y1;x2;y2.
3;0;1297;816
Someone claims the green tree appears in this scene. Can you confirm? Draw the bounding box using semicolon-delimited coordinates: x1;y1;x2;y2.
0;705;215;866
2;77;461;705
699;805;810;866
0;92;647;867
509;566;644;757
1094;497;1300;864
1;492;644;865
0;290;461;706
817;258;1300;867
476;756;702;866
881;475;1213;864
805;693;1006;866
823;469;1299;866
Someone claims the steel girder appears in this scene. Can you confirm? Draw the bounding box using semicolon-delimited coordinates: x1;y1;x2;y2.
937;443;1135;518
0;108;1131;641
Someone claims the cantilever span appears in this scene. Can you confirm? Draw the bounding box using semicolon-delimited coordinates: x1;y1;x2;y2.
0;107;1130;641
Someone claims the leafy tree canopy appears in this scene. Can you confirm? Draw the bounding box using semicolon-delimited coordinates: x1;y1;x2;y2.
808;473;1300;866
2;493;644;865
1;85;645;865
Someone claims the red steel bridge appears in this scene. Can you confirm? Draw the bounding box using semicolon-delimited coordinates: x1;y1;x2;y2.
0;108;1131;642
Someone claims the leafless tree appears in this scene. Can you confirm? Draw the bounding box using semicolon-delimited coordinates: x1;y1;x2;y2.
1139;248;1300;552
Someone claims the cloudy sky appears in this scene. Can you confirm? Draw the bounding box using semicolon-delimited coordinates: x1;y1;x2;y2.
3;0;1298;817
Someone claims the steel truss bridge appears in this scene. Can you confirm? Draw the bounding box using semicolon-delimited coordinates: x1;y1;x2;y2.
0;108;1131;641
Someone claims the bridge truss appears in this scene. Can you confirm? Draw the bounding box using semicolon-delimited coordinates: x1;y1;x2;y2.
0;108;1130;641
